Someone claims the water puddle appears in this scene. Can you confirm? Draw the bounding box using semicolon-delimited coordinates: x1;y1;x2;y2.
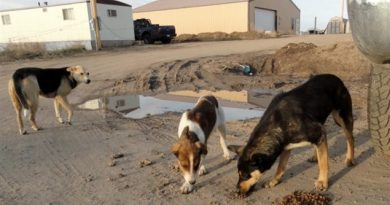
78;92;269;121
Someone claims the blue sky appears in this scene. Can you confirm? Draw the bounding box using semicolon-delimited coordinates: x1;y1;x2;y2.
0;0;346;31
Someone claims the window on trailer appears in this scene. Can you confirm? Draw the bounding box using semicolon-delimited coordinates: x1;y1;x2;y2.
2;14;11;25
107;9;117;17
62;8;75;20
116;100;125;107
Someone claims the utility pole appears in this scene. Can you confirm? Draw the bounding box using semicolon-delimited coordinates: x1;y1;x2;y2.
90;0;102;50
341;0;345;18
314;16;317;31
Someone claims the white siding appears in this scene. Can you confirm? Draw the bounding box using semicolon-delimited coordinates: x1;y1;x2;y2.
96;4;134;41
106;95;140;113
0;2;135;51
0;2;92;49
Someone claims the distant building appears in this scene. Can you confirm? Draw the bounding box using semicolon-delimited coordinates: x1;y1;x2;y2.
325;16;349;34
134;0;300;35
0;0;135;51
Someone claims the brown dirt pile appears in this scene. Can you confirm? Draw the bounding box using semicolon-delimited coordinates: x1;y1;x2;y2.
110;42;369;98
273;42;369;79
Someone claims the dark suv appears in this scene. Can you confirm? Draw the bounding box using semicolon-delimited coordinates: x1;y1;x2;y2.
134;18;176;44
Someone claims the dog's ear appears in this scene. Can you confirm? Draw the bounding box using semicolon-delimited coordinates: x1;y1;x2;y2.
180;126;190;139
66;66;77;72
228;145;244;156
171;143;181;157
195;142;208;155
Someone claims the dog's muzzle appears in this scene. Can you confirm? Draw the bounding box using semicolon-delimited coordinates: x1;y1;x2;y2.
86;79;91;84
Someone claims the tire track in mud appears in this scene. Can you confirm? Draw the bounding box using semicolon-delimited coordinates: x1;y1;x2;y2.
39;130;88;203
134;118;176;144
26;116;113;204
59;122;113;203
0;167;19;200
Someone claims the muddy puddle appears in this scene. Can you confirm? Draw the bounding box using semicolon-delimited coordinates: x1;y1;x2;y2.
77;89;277;121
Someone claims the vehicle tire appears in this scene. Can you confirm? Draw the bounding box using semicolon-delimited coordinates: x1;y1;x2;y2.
143;33;154;44
368;63;390;155
162;38;172;44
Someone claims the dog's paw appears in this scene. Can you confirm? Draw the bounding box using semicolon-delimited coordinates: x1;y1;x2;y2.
180;183;194;194
198;166;207;176
223;153;235;161
57;118;64;124
264;179;279;188
19;130;27;135
346;159;355;167
31;126;41;131
315;180;328;191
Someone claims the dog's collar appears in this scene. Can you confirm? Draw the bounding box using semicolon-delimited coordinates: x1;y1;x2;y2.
68;76;78;89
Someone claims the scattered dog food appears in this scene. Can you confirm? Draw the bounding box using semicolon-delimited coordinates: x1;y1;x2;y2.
84;174;94;182
209;201;221;205
226;191;247;200
273;190;331;205
107;177;115;182
117;184;131;191
111;153;124;159
108;160;117;167
139;159;153;168
118;173;127;178
158;153;165;158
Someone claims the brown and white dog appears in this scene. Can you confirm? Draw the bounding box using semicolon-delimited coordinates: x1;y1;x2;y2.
171;95;234;194
8;65;90;135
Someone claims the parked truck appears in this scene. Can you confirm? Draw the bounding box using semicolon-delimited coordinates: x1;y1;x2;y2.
134;18;176;44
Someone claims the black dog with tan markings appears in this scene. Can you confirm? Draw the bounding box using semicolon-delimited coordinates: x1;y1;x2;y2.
228;74;355;194
8;66;90;135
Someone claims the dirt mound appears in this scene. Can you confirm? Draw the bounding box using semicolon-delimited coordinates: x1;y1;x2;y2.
231;31;278;39
270;42;370;80
276;42;318;56
110;42;369;99
174;31;278;43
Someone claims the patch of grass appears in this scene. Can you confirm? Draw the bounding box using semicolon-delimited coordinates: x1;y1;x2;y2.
0;43;86;62
174;31;279;43
0;43;46;61
47;45;86;57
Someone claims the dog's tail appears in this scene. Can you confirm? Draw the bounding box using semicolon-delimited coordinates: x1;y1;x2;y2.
12;72;29;109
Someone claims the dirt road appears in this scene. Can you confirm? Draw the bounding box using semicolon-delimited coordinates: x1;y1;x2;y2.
1;34;389;205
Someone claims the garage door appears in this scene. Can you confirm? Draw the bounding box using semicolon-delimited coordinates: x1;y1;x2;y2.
255;8;276;32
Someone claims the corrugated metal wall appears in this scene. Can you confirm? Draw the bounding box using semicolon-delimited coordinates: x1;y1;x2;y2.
133;2;249;35
249;0;300;34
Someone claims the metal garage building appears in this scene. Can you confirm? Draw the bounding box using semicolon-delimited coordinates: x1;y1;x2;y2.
133;0;300;35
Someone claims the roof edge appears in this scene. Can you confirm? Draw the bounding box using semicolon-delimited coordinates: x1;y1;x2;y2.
288;0;300;12
134;0;248;13
0;0;131;13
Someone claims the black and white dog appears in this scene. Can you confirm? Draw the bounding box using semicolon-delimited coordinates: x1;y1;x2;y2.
8;66;90;135
229;74;355;194
171;95;234;194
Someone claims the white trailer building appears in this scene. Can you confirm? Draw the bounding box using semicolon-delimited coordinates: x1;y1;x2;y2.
0;0;135;51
